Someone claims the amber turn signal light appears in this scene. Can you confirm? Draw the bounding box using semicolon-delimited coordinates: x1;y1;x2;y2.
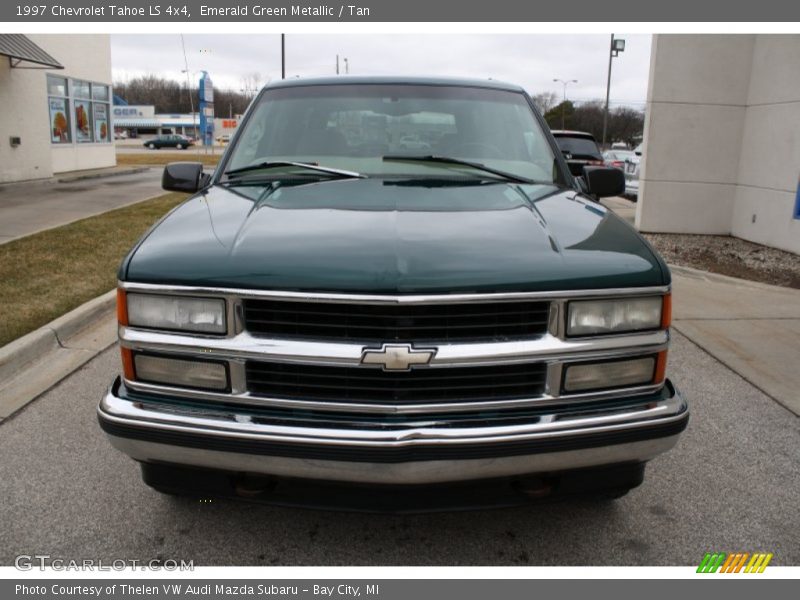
120;347;135;381
653;350;668;385
661;293;672;329
116;288;128;326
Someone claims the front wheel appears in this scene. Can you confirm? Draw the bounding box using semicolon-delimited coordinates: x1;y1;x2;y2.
176;143;183;150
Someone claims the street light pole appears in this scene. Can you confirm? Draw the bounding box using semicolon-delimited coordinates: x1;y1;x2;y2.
553;78;577;130
179;35;197;146
281;34;285;79
602;34;625;149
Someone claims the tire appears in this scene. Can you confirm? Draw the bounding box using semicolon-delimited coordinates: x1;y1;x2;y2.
147;143;156;149
176;143;183;150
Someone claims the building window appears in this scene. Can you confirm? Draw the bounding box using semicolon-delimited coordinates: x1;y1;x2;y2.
47;76;111;145
92;84;110;143
47;75;70;144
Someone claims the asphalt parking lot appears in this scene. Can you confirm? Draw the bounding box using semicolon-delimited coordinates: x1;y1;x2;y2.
0;330;798;566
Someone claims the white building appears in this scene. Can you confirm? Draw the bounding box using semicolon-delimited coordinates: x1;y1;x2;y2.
112;105;198;138
0;34;115;184
637;34;800;254
112;105;240;142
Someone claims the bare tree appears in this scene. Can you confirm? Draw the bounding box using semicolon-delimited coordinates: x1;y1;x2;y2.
239;72;266;98
113;75;254;117
530;91;559;115
543;98;644;147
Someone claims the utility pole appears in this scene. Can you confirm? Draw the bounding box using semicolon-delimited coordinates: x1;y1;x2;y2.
336;54;339;74
553;78;577;130
281;34;285;79
344;57;349;74
602;34;625;149
179;34;198;154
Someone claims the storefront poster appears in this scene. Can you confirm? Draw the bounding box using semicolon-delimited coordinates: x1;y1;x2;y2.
49;97;69;143
94;103;108;142
74;100;92;142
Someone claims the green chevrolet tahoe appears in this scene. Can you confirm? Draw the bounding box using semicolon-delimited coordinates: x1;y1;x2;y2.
98;77;688;511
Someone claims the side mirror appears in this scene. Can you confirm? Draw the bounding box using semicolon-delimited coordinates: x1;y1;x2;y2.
582;166;625;198
162;162;210;193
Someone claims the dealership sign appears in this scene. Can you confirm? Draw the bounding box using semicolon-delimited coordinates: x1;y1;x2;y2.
112;105;155;118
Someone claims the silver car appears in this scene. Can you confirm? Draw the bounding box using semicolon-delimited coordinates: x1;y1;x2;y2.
624;144;643;199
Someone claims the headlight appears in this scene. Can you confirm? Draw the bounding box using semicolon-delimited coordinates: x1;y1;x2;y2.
563;356;657;392
133;354;229;391
125;293;226;334
567;296;665;336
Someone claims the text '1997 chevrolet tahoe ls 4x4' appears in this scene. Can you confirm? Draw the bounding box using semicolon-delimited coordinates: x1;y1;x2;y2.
98;77;688;511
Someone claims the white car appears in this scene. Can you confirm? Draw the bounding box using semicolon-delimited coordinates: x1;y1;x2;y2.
624;144;642;199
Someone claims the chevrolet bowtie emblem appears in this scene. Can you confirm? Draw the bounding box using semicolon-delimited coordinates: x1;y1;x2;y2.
360;343;437;371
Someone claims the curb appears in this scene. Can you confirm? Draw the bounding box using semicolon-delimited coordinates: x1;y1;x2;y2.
0;290;115;383
56;166;150;183
0;290;117;419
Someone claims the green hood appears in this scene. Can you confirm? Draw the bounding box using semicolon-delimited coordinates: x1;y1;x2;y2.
121;179;667;293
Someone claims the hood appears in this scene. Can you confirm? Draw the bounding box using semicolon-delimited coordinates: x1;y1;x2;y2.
122;178;667;293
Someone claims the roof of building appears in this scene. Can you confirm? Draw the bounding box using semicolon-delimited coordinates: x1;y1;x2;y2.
0;34;63;69
113;119;162;128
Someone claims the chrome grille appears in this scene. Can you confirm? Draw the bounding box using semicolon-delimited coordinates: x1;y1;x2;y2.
245;360;548;404
242;299;550;343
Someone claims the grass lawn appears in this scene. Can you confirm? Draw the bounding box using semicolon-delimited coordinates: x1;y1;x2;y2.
116;151;221;168
0;192;188;348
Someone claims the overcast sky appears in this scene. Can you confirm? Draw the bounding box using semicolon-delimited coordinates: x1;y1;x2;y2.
111;34;651;107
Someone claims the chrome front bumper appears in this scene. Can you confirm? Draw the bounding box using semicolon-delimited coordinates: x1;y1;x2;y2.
98;378;688;485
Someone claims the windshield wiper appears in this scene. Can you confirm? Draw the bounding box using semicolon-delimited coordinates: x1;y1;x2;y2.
382;155;535;184
225;161;365;180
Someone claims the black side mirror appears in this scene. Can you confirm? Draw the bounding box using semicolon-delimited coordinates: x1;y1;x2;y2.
162;162;210;193
582;166;625;198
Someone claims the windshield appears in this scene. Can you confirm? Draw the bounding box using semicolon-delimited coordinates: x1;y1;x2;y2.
224;84;558;182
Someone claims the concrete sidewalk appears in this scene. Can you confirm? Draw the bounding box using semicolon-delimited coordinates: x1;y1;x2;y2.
602;195;800;415
602;195;636;225
0;167;162;245
670;266;800;416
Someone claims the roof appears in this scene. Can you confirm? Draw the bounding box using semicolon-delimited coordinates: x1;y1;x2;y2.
0;34;63;69
264;76;525;93
113;119;162;128
550;130;596;138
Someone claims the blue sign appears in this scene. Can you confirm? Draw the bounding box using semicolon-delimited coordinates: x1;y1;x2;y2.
198;71;214;146
794;176;800;220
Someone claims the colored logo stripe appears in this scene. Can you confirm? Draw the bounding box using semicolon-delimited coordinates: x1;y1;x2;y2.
697;553;726;573
698;552;773;573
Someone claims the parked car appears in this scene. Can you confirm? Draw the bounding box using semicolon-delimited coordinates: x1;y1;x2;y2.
114;130;128;140
603;149;635;169
216;134;232;144
398;134;431;151
99;77;687;511
624;143;643;199
551;130;605;177
142;134;194;150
